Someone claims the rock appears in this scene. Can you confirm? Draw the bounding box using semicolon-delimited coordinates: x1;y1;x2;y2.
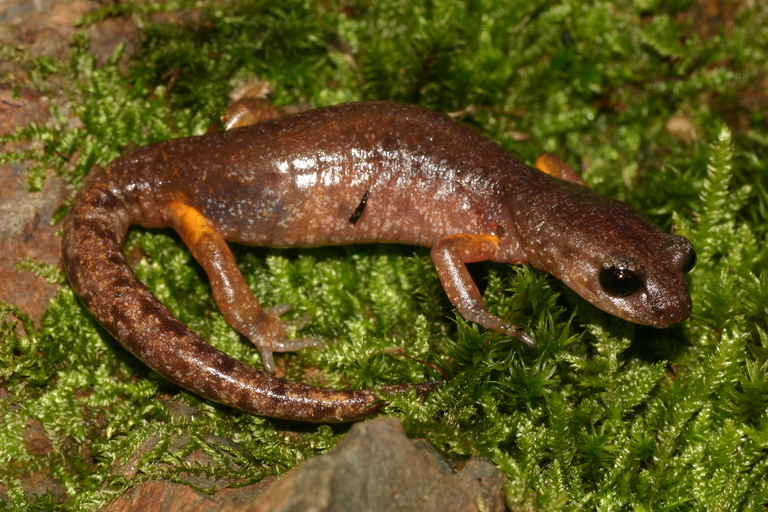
244;417;507;512
101;480;224;512
101;417;508;512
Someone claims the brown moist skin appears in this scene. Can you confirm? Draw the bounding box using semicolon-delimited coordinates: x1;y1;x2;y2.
62;102;695;422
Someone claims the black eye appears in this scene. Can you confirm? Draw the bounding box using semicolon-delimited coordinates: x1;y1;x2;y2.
682;247;697;274
600;265;643;297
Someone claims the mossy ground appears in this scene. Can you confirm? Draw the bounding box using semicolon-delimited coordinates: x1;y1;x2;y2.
1;1;767;510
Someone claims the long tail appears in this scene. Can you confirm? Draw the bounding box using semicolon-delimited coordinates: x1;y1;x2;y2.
62;176;436;422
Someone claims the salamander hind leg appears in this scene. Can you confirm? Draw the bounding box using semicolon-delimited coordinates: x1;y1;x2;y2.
431;233;537;348
168;201;322;373
256;303;324;372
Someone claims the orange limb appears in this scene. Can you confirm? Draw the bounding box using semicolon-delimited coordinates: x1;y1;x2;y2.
534;153;588;187
167;200;322;373
430;233;536;347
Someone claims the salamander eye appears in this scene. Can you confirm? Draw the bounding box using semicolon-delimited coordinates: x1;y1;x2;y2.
682;247;697;274
600;265;643;297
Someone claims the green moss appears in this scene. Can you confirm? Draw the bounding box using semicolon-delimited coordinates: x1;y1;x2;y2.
1;0;767;510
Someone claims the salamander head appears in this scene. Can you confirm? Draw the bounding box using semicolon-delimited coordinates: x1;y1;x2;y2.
517;180;695;328
561;233;696;328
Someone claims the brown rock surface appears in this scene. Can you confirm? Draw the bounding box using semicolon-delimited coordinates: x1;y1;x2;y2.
0;0;142;324
101;417;508;512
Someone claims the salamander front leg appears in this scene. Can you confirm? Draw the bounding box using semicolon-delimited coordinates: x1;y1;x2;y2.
168;201;323;373
431;233;537;348
534;153;588;187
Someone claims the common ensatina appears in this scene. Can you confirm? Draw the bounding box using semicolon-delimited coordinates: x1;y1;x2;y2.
62;102;695;422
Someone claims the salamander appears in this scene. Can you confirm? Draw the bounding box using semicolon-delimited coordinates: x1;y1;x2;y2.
61;102;695;422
